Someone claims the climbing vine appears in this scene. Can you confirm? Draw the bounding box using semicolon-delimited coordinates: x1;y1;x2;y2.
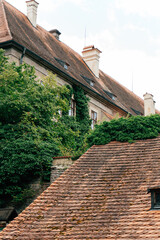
53;84;91;158
87;114;160;147
0;49;91;208
73;85;91;134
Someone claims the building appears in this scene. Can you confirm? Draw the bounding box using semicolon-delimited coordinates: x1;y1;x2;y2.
0;0;154;128
1;136;160;239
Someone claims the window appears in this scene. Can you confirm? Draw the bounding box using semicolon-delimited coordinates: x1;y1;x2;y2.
69;99;76;116
81;75;95;87
58;110;62;117
131;108;143;116
91;110;97;129
55;57;69;70
103;90;116;101
40;80;44;86
148;187;160;209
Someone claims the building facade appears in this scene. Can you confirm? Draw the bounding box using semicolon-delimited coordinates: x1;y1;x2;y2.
0;0;155;126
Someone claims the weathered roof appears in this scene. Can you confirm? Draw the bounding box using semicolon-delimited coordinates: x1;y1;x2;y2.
1;136;160;239
0;0;145;116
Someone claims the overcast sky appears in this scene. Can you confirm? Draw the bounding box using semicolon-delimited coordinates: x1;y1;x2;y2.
7;0;160;109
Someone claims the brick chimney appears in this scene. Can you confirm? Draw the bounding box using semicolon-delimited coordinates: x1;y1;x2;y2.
143;93;155;116
82;45;102;78
26;0;39;27
49;29;61;40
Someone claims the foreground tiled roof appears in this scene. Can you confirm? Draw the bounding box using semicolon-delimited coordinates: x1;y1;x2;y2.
1;136;160;239
0;0;145;116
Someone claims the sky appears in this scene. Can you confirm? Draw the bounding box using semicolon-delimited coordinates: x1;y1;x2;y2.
6;0;160;109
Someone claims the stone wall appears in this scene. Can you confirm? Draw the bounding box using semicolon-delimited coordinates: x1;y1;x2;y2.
51;157;73;183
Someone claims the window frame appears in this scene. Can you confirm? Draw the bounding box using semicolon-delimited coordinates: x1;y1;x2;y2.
69;99;76;117
148;187;160;210
91;110;97;129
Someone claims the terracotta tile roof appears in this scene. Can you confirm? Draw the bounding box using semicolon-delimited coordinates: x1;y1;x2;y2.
99;70;145;115
103;111;115;120
0;0;12;42
1;136;160;239
0;0;146;116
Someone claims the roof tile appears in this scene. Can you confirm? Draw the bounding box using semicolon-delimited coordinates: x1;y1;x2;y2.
1;137;160;238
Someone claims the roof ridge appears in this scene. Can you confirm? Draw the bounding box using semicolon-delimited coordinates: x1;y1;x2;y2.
3;0;26;19
0;0;12;41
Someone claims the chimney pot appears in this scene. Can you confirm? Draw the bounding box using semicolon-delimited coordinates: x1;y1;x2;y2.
143;92;155;116
49;29;61;40
26;0;39;27
82;45;102;78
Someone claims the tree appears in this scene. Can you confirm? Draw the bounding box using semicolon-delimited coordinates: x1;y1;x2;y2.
0;49;92;207
0;49;70;206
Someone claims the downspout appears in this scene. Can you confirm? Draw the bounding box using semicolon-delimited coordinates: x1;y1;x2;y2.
20;47;26;64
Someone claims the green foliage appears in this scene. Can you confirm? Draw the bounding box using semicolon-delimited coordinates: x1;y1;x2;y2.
53;115;89;158
0;49;91;207
52;115;80;155
12;188;34;206
52;85;91;158
0;49;71;207
73;85;91;134
72;85;91;155
87;114;160;147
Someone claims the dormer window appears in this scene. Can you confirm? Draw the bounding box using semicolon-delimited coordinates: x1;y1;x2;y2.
103;90;116;101
131;108;143;116
148;187;160;209
81;75;95;87
55;57;69;70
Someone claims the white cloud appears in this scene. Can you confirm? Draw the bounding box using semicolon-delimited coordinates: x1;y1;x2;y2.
38;0;87;13
123;24;147;32
62;29;116;57
87;30;115;52
7;0;87;14
61;34;84;54
106;8;117;23
149;35;160;49
115;0;160;17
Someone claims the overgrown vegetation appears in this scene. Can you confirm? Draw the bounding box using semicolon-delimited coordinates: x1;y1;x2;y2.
2;46;160;208
87;114;160;147
51;85;91;158
0;49;91;207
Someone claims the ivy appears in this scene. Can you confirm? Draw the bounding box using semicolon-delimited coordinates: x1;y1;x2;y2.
87;114;160;147
52;85;91;158
0;49;70;207
73;85;91;134
0;49;91;207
